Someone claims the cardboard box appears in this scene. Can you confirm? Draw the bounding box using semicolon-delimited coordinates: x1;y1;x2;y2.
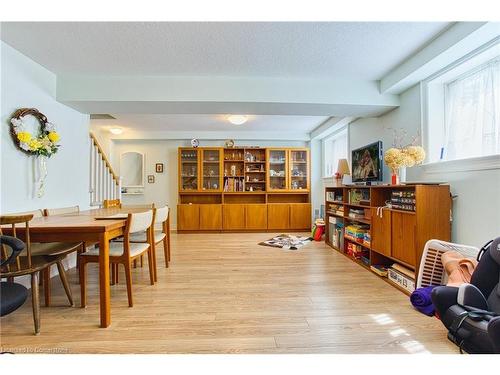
388;267;415;293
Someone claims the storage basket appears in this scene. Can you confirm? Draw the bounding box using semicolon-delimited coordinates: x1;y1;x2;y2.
416;239;479;288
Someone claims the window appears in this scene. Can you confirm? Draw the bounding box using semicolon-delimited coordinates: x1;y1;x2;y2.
443;58;500;161
322;127;348;178
424;41;500;167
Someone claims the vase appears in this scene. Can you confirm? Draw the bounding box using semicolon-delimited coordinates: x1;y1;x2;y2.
37;155;48;198
391;169;399;185
399;167;407;184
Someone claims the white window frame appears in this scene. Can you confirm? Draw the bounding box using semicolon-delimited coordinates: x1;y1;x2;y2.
321;126;349;179
421;37;500;174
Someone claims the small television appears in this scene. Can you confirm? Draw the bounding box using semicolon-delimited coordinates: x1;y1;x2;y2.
351;141;383;183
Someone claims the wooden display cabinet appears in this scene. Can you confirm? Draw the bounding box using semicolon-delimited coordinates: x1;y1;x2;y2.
289;149;310;191
179;148;200;192
267;148;288;191
266;148;310;192
178;146;311;232
201;148;223;192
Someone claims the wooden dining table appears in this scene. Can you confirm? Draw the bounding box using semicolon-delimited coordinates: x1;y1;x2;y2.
2;207;162;328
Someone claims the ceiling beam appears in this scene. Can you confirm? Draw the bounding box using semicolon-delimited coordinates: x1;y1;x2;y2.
57;75;399;117
310;117;355;140
380;22;499;94
110;130;311;141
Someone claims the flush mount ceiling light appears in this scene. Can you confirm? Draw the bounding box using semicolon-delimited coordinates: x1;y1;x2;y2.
109;127;123;135
227;115;248;125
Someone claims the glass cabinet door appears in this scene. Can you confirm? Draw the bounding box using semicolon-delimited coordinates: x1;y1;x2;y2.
202;149;221;191
180;149;199;191
267;149;287;191
289;150;309;190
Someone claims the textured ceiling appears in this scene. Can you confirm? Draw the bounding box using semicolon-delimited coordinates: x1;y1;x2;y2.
92;114;329;133
1;22;450;80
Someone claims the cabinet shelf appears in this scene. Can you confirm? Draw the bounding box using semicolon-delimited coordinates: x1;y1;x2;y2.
344;236;371;250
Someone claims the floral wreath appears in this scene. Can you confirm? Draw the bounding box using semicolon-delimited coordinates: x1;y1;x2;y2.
10;108;61;157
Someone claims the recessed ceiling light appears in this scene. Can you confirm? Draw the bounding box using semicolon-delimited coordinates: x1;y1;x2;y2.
227;115;248;125
109;127;123;135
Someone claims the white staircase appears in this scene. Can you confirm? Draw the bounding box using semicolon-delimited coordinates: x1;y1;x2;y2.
89;132;121;207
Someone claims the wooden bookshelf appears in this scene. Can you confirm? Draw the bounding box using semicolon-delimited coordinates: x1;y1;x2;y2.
177;147;311;232
325;184;451;295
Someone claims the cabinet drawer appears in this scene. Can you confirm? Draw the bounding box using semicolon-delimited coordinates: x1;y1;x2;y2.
177;204;200;230
199;204;222;230
245;204;268;229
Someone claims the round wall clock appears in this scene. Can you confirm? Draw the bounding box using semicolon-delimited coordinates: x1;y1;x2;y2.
191;138;199;148
225;139;235;148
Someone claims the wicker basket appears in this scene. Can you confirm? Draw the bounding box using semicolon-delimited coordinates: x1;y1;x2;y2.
416;239;479;288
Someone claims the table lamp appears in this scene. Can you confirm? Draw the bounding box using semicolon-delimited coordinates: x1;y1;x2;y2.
335;159;351;186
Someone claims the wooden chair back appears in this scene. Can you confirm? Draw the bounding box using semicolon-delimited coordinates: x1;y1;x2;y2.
103;199;121;208
122;210;154;258
154;206;169;225
44;206;80;216
121;203;155;209
0;214;33;274
14;209;45;218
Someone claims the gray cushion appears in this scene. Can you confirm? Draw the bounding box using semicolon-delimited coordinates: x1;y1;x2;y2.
81;242;149;258
115;231;166;244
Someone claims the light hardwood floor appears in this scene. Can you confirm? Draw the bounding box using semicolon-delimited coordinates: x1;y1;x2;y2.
0;233;457;354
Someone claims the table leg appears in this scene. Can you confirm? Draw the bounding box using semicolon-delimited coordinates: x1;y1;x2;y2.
98;232;111;328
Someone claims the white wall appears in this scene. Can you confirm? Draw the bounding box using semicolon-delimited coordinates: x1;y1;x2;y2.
89;122;114;158
1;42;90;214
111;139;307;229
347;84;500;247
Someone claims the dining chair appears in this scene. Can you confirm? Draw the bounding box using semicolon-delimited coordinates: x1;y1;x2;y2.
114;206;170;282
6;209;83;307
118;203;156;270
44;205;80;216
0;215;75;334
0;235;29;318
79;210;155;307
103;199;121;208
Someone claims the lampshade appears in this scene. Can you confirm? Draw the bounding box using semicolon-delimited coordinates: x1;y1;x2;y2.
337;159;350;176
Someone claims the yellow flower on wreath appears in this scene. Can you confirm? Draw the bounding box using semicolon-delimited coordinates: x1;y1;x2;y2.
29;138;42;151
17;131;32;143
48;131;60;143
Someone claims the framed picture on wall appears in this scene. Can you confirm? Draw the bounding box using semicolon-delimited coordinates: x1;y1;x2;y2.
147;175;155;183
155;163;164;173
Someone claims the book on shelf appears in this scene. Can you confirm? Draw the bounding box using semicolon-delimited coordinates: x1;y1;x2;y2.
370;265;388;277
349;189;370;205
326;191;343;202
360;256;370;266
348;208;365;219
223;177;244;192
